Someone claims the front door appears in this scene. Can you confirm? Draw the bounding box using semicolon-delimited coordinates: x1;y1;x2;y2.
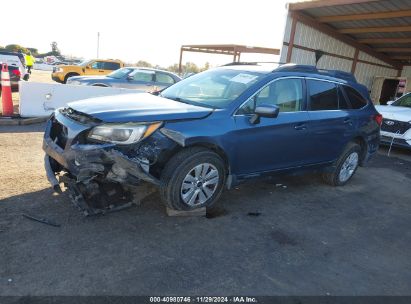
123;70;155;91
86;61;106;75
232;78;311;175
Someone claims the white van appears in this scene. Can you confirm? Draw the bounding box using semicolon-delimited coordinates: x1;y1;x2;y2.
0;52;29;80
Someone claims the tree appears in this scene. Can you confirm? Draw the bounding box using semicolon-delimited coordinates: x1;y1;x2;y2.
27;48;39;56
5;44;28;53
50;41;60;56
135;60;152;68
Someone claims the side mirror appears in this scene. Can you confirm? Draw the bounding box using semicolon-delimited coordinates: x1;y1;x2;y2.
86;65;91;69
126;75;133;81
250;104;280;124
386;100;394;106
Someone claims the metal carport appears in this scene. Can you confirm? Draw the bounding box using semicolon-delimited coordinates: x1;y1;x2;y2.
281;0;411;101
178;44;280;74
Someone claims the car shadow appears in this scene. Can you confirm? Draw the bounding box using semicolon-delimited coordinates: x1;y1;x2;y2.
0;122;46;134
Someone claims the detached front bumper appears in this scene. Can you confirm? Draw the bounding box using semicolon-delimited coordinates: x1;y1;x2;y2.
42;111;170;215
43;111;160;186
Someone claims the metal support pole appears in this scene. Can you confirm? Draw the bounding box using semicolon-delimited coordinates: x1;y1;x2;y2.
97;32;100;58
178;47;183;75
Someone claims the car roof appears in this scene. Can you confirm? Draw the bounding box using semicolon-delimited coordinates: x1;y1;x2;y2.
123;66;180;76
217;63;370;100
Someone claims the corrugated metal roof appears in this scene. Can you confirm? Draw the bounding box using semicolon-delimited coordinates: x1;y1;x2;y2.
329;17;411;29
304;0;411;17
290;0;411;64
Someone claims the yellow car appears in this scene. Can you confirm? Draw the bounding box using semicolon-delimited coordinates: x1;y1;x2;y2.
51;59;124;83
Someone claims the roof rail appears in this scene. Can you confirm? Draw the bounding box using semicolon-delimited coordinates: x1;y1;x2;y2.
274;64;357;83
223;61;285;66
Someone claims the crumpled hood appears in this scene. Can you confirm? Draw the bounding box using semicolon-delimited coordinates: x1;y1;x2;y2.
375;105;411;122
68;93;213;123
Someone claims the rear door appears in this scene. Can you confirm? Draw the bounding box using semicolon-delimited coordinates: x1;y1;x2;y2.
232;77;311;175
154;72;176;91
102;61;121;74
306;79;354;163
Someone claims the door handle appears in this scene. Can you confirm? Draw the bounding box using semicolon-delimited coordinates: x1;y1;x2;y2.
294;124;306;131
343;118;353;125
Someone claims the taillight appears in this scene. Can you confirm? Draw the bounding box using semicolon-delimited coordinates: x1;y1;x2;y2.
374;113;383;126
11;69;21;78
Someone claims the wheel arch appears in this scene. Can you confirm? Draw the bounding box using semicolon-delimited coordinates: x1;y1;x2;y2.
91;83;109;87
351;135;368;165
64;72;80;83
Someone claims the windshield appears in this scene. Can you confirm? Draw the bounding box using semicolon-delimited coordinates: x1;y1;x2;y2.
107;68;134;79
161;68;265;108
78;60;92;66
393;93;411;108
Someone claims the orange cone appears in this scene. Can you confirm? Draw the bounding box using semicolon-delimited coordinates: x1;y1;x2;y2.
1;63;14;116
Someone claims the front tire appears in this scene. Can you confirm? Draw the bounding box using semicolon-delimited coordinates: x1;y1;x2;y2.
160;147;226;211
323;142;361;186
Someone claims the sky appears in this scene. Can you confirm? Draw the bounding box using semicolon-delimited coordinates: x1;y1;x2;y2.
1;0;294;67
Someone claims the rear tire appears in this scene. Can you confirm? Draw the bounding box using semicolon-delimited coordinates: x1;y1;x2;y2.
160;147;226;211
322;142;361;186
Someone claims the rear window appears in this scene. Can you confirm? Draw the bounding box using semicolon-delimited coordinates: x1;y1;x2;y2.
104;62;120;70
344;86;368;109
156;72;175;84
308;80;339;111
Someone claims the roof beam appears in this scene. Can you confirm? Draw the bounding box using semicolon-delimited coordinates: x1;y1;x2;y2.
390;55;411;60
339;25;411;34
288;0;380;11
358;37;411;44
290;11;401;69
376;48;411;53
317;9;411;22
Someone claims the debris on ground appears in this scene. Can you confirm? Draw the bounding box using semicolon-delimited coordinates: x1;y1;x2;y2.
247;212;261;217
22;213;61;227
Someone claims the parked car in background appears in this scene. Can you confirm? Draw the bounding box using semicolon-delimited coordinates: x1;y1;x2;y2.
0;64;21;92
43;64;381;215
375;92;411;149
66;67;181;92
0;51;29;81
51;59;124;84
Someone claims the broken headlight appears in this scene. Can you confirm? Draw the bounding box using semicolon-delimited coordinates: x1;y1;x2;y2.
88;122;162;145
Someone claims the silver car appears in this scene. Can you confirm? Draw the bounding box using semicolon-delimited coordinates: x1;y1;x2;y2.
66;67;181;92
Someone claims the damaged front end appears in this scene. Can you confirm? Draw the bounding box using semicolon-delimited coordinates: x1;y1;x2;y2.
43;108;178;216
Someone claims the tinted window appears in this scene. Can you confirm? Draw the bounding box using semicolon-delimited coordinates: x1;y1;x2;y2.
308;80;338;111
238;78;303;114
338;86;350;110
130;71;154;82
156;73;175;84
393;93;411;108
344;86;368;109
103;62;120;70
91;61;105;69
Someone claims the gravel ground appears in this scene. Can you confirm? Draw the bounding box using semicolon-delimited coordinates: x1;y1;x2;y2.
0;123;410;296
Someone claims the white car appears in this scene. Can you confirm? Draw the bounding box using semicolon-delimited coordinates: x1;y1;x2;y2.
0;52;29;80
375;92;411;149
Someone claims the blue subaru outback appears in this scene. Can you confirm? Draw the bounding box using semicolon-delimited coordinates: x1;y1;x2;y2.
43;64;382;214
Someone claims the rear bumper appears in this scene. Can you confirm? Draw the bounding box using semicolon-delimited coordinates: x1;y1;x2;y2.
51;73;64;83
380;136;411;149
